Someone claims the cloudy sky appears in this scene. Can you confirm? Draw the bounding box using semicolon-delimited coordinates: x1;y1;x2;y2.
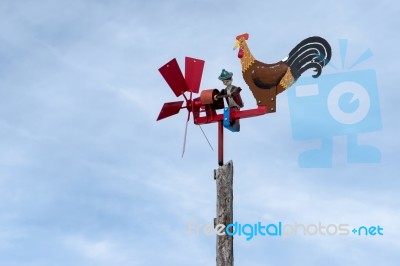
0;0;399;265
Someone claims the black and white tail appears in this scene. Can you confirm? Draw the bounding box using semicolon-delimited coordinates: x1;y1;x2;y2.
286;36;332;80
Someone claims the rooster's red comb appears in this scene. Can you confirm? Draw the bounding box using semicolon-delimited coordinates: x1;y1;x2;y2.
236;33;249;41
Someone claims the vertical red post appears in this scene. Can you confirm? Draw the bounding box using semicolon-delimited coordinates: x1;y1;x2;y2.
218;121;224;166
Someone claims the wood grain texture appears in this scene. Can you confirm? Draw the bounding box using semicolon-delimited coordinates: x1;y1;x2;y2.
215;160;234;266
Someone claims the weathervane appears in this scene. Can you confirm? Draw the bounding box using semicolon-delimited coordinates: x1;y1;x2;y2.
157;33;331;166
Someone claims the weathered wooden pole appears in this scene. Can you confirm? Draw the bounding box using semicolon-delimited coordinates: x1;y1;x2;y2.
214;160;234;266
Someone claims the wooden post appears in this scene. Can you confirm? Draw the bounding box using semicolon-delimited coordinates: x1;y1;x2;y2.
214;160;234;266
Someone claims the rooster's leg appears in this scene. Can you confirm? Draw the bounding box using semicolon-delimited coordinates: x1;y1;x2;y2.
250;86;277;113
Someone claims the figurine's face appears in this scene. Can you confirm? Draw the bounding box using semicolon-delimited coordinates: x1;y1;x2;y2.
222;79;232;86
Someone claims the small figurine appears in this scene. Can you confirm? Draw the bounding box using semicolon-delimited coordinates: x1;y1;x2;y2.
218;69;244;131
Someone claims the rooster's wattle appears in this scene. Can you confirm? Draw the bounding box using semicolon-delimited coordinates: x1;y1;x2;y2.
234;33;332;113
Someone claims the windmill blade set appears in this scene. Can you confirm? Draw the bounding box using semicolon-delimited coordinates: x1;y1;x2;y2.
157;57;214;157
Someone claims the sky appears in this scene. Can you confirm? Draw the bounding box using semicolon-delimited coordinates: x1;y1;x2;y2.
0;0;399;265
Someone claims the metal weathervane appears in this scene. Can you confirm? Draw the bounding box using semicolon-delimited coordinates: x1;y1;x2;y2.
157;33;332;166
156;33;332;266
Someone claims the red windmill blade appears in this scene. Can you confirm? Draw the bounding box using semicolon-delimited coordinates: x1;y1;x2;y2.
157;56;206;156
157;101;184;121
159;58;189;97
185;57;204;93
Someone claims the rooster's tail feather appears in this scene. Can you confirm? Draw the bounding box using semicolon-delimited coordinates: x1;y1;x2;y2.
286;36;331;80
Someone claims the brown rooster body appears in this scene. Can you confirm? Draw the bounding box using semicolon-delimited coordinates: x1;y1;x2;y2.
234;33;331;113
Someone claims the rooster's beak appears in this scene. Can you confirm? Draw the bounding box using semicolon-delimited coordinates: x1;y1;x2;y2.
233;40;240;50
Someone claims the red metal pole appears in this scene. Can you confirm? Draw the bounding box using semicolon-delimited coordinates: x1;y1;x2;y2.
218;121;224;166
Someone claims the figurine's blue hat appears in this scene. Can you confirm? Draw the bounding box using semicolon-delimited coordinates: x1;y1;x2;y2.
218;69;233;80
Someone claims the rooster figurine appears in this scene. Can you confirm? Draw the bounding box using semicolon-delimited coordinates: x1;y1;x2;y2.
234;33;332;112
